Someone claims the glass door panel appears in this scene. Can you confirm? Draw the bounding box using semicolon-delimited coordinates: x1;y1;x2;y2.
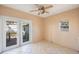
2;16;19;51
21;20;32;45
22;24;29;42
6;21;17;47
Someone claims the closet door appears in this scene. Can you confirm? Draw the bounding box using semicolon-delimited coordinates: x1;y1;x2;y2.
2;16;19;51
20;20;32;45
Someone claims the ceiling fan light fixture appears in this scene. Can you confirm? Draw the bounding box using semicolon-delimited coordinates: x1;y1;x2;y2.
30;4;53;15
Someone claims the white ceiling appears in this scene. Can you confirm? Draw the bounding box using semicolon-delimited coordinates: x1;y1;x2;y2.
3;4;79;18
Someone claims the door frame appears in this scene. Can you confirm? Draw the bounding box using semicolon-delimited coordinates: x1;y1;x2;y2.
20;19;32;46
2;16;20;51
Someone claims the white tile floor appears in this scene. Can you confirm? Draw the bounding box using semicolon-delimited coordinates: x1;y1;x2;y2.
2;40;79;54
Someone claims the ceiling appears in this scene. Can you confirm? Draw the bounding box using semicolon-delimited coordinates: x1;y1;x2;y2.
3;4;79;18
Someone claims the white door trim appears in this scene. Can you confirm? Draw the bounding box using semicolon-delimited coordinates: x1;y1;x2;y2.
0;16;3;53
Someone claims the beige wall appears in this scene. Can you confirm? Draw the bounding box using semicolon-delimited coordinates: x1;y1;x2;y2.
44;8;79;51
0;5;44;42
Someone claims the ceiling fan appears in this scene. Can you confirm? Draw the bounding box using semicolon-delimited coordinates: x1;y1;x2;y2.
30;4;53;15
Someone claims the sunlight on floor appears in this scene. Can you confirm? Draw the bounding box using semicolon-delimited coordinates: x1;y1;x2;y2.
2;40;79;54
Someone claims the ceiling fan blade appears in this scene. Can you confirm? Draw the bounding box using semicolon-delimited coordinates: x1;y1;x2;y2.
45;5;53;9
30;9;39;12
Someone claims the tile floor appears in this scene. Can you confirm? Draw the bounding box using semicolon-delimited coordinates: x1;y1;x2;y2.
2;40;79;54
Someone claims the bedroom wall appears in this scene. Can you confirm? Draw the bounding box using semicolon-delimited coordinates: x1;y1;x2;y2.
0;5;44;43
0;5;79;51
44;8;79;51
